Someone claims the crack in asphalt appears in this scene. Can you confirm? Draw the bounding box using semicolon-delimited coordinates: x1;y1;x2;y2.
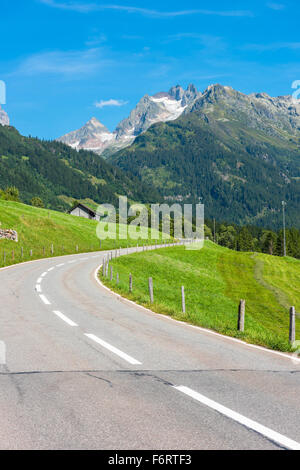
130;371;174;386
0;368;299;376
85;372;113;386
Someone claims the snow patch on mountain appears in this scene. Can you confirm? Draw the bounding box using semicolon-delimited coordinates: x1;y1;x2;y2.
150;95;187;121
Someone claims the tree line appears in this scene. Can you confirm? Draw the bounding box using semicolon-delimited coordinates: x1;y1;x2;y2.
2;186;299;260
205;220;300;259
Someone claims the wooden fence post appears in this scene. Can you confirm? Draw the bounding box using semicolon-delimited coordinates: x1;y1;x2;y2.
181;286;186;314
129;274;133;293
238;300;245;332
289;306;296;344
148;277;154;304
110;266;113;281
102;261;105;276
51;244;54;255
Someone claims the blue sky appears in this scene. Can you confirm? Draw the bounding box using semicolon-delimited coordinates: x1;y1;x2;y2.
1;0;300;139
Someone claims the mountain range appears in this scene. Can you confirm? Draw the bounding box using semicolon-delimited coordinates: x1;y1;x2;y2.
108;84;300;228
58;84;201;157
2;82;300;228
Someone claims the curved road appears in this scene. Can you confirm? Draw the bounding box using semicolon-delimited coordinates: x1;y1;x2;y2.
0;247;300;450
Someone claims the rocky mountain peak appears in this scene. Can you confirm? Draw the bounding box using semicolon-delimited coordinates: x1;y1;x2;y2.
186;83;300;141
0;105;9;126
182;83;201;106
85;117;110;133
57;117;115;152
187;83;198;94
205;83;235;97
88;116;104;125
168;85;185;101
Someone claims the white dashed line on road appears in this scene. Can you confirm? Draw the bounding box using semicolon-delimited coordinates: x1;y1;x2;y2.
39;294;51;305
174;385;300;451
53;311;78;327
35;259;142;367
84;334;142;366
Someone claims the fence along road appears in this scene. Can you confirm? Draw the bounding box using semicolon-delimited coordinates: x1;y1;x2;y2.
0;245;299;450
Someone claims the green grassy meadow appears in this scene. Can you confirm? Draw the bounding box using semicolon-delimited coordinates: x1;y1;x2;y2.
100;241;300;352
0;200;163;267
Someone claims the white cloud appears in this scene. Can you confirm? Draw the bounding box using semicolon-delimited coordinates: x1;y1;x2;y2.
39;1;254;18
39;0;92;12
267;3;286;10
95;99;128;108
85;33;107;47
242;42;300;51
14;48;110;77
165;33;225;48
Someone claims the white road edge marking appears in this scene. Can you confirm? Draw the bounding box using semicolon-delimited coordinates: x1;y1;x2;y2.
41;272;47;277
39;294;51;305
53;311;78;327
174;386;300;450
37;277;42;284
94;265;300;365
85;333;142;365
68;260;76;264
36;284;42;293
56;263;65;267
48;267;55;272
0;250;102;273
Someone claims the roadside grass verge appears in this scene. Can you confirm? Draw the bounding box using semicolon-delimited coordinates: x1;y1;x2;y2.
100;241;300;352
0;200;164;267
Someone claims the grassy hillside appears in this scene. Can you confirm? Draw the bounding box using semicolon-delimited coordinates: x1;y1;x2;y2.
0;125;159;211
100;241;300;352
0;200;163;267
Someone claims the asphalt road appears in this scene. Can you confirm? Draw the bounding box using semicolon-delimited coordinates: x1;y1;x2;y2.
0;246;299;450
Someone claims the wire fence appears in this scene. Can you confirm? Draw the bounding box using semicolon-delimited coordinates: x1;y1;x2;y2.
100;240;299;348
